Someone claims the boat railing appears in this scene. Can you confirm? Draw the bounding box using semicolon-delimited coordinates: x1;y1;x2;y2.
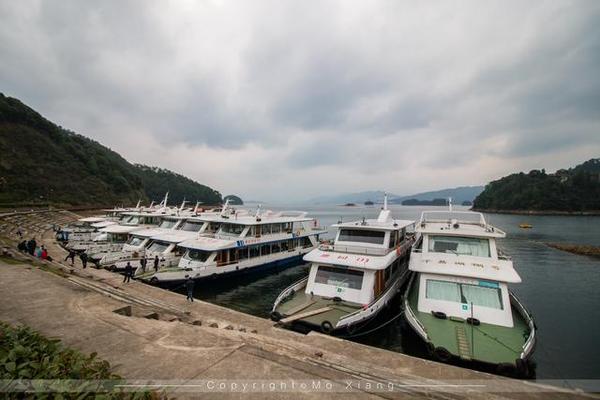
510;292;536;359
318;243;391;256
497;249;512;261
272;277;309;310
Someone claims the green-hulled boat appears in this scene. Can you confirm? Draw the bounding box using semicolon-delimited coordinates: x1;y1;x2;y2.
402;210;536;377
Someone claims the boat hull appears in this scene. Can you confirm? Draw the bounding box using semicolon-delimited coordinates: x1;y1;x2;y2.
142;253;305;286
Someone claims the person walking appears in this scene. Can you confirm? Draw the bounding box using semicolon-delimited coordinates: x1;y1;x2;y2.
65;249;76;265
153;255;159;272
80;252;88;269
16;227;22;239
140;257;146;273
185;276;195;302
123;262;133;283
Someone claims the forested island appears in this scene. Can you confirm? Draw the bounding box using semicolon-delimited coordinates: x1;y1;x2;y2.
473;159;600;214
0;93;222;208
401;198;447;206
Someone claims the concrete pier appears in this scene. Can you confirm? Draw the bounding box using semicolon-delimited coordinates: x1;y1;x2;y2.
0;210;593;399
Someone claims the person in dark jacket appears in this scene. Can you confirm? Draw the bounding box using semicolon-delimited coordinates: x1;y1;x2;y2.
123;262;133;283
65;249;76;265
140;257;146;273
27;238;36;255
17;240;27;252
80;252;88;269
154;256;159;272
185;276;195;302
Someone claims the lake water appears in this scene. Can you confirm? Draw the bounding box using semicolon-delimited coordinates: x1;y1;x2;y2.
180;204;600;383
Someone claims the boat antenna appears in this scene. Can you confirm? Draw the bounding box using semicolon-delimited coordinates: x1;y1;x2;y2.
383;192;388;211
135;199;141;210
161;192;169;208
179;198;187;212
448;197;453;212
221;198;231;215
256;204;262;221
149;200;155;208
193;201;201;214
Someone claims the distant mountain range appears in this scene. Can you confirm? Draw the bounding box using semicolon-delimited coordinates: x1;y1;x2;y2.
306;186;484;205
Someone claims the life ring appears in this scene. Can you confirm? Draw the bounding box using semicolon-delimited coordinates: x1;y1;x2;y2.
320;320;334;334
434;346;452;362
270;311;282;322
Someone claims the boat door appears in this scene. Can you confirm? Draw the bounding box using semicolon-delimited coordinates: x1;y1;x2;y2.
374;270;384;297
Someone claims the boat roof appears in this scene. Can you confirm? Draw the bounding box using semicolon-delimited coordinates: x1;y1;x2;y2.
409;252;521;283
150;231;199;244
417;211;505;238
78;217;106;223
303;247;399;270
178;236;236;251
199;210;313;226
130;228;173;238
100;225;145;234
90;221;117;228
332;218;414;231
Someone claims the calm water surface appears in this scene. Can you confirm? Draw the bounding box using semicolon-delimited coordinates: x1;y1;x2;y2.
183;204;600;382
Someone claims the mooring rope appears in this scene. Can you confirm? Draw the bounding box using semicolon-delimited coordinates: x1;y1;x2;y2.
338;311;405;339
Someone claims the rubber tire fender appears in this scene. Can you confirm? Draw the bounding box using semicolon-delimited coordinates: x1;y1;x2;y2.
433;346;452;362
321;320;334;335
270;311;282;322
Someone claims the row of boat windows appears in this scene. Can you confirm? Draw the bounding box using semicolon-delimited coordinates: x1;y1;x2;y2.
184;237;314;263
425;279;503;310
219;223;298;237
428;235;491;257
337;229;406;247
313;258;404;291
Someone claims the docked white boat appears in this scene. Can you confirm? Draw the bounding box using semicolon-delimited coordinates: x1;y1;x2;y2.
271;198;415;335
98;216;218;270
141;209;326;285
402;210;536;376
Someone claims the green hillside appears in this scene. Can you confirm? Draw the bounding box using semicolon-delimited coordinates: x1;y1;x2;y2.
473;159;600;212
0;93;221;207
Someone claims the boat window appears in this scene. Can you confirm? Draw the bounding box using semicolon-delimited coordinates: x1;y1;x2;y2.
220;224;245;236
426;279;503;310
159;219;177;229
272;224;282;234
179;221;204;232
249;246;260;258
388;231;398;248
315;266;364;290
338;229;385;245
147;241;169;254
428;235;490;257
426;280;461;303
185;249;210;262
127;236;144;246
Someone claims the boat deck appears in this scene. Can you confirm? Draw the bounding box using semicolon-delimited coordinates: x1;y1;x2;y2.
276;289;362;329
407;277;530;365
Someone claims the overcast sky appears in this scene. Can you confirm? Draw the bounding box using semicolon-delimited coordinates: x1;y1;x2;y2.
1;1;599;202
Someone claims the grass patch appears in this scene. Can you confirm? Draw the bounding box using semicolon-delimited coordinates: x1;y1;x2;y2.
0;322;165;398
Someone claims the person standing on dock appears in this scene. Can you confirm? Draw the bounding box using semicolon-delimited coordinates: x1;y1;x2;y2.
153;255;159;272
185;276;195;302
64;249;76;265
123;262;133;283
140;257;146;273
80;252;88;269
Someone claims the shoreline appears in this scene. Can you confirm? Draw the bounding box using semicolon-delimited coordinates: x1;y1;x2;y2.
546;243;600;258
472;208;600;216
